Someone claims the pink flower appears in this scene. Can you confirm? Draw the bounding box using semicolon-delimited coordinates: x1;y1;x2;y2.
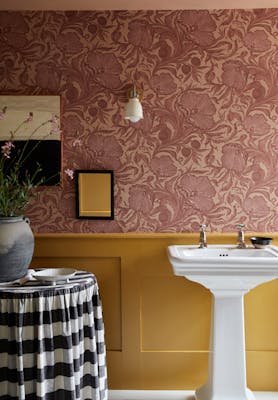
243;114;270;135
73;138;82;147
180;91;216;129
50;115;61;135
24;112;33;123
1;141;14;159
50;115;59;124
50;126;61;135
222;61;247;90
65;168;74;180
177;11;216;46
0;106;7;120
244;30;271;52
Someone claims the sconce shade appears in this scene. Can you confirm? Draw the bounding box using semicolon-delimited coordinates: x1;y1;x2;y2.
124;98;143;123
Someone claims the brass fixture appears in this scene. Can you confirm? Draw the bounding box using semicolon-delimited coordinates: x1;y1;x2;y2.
236;224;247;248
199;224;207;248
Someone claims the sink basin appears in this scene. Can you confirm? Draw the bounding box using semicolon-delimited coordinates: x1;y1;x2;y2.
167;244;278;400
170;245;278;259
168;244;278;290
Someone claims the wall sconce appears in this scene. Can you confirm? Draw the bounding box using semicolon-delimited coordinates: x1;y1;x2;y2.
124;85;143;123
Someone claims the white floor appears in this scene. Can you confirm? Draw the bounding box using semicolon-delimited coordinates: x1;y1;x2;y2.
109;390;278;400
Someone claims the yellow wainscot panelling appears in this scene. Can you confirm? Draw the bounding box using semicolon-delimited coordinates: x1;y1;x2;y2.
32;233;278;390
245;278;278;351
246;351;278;391
140;276;211;351
140;352;209;389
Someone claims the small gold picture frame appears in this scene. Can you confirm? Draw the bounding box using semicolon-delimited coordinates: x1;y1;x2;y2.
76;170;114;219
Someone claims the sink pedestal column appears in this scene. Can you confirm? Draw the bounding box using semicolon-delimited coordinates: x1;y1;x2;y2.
196;289;255;400
168;244;278;399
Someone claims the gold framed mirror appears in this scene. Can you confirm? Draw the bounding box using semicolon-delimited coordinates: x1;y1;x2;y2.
76;170;114;219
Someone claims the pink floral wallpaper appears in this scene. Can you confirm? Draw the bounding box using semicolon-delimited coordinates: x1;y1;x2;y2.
1;9;278;233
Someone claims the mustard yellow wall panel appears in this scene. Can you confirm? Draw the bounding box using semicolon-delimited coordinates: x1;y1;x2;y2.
140;276;211;351
32;233;278;390
246;351;278;391
140;352;209;389
245;278;278;350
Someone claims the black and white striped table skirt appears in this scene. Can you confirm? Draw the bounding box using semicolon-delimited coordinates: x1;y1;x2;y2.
0;271;108;400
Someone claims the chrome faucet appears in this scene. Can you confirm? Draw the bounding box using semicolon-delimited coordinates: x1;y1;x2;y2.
236;224;247;248
199;224;207;248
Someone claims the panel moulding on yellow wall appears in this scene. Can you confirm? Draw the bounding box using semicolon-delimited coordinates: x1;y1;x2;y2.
32;233;278;391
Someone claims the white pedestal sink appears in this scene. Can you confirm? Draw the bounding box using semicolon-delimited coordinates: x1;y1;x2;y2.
167;244;278;400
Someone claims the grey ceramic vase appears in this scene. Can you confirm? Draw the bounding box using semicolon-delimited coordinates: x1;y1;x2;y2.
0;216;34;282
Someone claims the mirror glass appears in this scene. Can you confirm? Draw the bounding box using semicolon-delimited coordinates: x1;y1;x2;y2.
76;170;114;219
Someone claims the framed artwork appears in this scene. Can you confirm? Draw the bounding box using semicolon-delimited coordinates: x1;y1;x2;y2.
0;95;61;185
76;170;114;219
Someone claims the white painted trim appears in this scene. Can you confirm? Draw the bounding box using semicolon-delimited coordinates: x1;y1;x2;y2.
108;390;278;400
109;390;195;400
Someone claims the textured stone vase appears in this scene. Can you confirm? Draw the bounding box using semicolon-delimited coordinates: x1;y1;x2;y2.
0;216;34;282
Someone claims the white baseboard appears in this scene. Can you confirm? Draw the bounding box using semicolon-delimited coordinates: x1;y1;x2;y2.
108;390;278;400
109;390;195;400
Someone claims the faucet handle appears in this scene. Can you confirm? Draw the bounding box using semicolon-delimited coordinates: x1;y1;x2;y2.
236;224;247;248
199;224;207;248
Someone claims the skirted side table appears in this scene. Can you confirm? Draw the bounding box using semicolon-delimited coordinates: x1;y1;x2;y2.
0;270;108;400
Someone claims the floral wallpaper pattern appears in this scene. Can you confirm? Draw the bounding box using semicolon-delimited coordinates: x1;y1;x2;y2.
1;9;278;233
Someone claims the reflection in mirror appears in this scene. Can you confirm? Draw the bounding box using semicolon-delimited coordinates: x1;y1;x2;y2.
0;95;61;185
76;170;114;219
